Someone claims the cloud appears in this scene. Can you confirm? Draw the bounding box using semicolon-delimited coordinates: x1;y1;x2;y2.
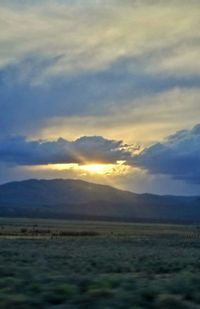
0;0;200;140
0;135;133;166
0;0;199;84
132;124;200;184
38;87;200;145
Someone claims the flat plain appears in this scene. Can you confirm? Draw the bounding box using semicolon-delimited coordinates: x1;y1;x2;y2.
0;218;200;308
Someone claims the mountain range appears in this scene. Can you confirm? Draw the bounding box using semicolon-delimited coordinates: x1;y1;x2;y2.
0;179;199;223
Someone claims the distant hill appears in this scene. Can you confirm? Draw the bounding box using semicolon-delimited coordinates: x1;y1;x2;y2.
0;179;199;222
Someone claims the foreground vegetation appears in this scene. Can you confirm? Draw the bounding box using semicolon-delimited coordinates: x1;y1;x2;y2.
0;218;200;308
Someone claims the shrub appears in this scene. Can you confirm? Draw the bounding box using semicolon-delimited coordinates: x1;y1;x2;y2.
155;294;189;309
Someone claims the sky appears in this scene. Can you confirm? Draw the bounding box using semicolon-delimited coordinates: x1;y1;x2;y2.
0;0;200;195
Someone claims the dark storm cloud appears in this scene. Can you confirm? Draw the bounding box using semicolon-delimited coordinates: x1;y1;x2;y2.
132;124;200;184
0;136;131;166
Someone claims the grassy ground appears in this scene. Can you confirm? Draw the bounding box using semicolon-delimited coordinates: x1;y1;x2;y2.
0;218;200;308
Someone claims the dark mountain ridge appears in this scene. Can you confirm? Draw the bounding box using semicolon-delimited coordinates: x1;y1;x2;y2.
0;179;199;222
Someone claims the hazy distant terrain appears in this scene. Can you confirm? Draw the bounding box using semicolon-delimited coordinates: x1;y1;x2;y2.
0;179;199;222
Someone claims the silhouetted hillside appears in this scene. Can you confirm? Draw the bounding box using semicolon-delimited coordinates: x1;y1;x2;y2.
0;179;199;222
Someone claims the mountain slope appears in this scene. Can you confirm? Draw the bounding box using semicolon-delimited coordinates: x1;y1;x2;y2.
0;179;199;222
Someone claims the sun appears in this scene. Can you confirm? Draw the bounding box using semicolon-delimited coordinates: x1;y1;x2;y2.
26;161;130;176
79;164;113;175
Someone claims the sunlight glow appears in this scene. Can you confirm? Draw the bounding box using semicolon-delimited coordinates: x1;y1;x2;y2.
79;164;114;175
24;161;130;176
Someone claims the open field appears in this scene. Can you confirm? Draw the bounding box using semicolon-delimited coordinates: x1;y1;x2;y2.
0;219;200;308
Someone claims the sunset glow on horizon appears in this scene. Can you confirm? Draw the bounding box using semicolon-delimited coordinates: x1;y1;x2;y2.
25;160;131;178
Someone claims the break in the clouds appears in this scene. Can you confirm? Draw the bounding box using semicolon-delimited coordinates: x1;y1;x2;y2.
132;124;200;184
0;136;132;166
